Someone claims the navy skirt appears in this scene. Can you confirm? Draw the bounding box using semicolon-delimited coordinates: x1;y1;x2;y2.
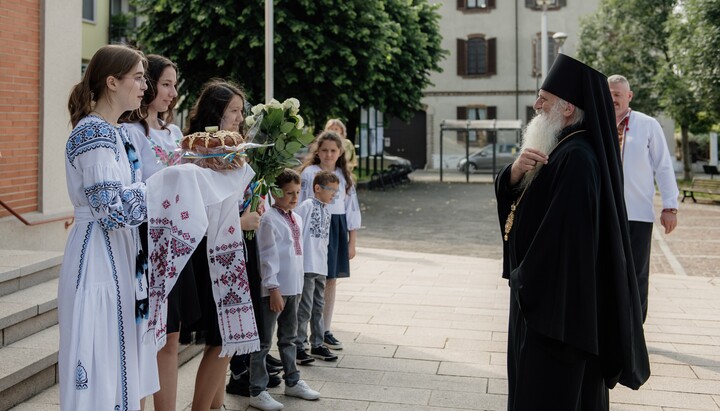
327;214;350;279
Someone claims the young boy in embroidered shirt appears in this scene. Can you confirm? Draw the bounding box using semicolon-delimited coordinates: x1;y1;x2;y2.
294;171;341;364
248;169;320;411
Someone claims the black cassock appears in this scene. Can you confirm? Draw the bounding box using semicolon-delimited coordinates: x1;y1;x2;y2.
495;127;649;411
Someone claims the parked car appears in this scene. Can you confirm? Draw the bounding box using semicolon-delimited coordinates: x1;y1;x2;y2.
358;152;413;171
457;144;519;173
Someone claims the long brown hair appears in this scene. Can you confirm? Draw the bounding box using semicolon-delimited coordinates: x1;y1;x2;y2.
300;131;354;192
68;45;146;127
119;54;178;135
184;79;245;134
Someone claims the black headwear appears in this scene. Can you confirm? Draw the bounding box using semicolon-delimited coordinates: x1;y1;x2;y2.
543;54;650;389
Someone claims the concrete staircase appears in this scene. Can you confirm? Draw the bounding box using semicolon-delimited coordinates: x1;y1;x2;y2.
0;250;203;410
0;250;63;411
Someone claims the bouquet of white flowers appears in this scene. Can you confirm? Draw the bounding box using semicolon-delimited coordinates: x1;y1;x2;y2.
243;98;314;238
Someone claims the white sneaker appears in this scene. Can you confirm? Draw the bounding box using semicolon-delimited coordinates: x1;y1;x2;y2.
248;391;284;411
284;379;320;400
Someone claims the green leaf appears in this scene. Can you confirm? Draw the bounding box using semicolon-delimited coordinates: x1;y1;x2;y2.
271;186;284;198
274;138;285;151
280;121;295;134
298;132;315;145
285;141;302;153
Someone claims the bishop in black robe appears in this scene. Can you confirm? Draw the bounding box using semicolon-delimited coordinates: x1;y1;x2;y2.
495;55;650;411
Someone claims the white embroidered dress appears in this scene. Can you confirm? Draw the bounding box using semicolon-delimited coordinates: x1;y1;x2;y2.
58;116;158;411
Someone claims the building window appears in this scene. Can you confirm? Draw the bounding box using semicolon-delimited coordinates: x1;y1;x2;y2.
457;0;496;11
525;0;566;10
83;0;95;22
532;32;559;78
456;105;497;145
457;35;497;77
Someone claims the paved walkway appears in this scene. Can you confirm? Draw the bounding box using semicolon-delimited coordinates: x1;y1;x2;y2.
12;170;720;410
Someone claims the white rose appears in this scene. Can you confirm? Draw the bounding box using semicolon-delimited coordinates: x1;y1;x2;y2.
295;115;304;129
251;104;265;115
267;99;283;110
245;115;256;127
283;97;300;110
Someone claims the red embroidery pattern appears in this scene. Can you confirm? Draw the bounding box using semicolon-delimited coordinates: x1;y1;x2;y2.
162;199;170;209
181;211;189;220
274;207;302;256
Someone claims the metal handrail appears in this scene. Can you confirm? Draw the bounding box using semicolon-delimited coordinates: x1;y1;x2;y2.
0;199;74;229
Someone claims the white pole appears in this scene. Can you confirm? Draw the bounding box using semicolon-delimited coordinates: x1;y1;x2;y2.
265;0;273;103
540;3;548;82
711;132;718;166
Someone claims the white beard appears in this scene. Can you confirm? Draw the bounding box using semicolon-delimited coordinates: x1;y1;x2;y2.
519;103;566;187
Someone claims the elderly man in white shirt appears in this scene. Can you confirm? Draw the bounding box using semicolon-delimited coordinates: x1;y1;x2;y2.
609;74;679;322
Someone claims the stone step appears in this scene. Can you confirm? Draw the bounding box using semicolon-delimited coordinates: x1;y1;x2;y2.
0;250;63;298
0;278;58;347
1;324;203;411
0;325;58;411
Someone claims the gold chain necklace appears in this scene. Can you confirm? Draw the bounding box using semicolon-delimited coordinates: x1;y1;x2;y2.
503;129;586;242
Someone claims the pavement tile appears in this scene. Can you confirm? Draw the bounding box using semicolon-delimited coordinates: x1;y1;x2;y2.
367;404;458;411
611;385;719;410
354;333;447;348
394;346;491;365
692;366;720;381
645;375;720;395
437;361;506;379
487;378;507;395
338;355;439;374
444;338;506;352
379;370;488;393
319;380;431;405
429;389;506;410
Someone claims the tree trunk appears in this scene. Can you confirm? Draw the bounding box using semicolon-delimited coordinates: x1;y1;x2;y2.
681;123;692;181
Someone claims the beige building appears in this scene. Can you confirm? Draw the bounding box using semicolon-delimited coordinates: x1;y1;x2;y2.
0;0;81;251
420;0;600;169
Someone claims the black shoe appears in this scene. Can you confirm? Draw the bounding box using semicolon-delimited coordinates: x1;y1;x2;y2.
225;371;250;397
266;354;282;368
266;357;282;374
296;348;316;365
323;332;343;350
267;372;282;388
311;345;338;361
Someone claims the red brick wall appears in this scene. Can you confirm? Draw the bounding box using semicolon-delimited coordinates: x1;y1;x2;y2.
0;0;41;216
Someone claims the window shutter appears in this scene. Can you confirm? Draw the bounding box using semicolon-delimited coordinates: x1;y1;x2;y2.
526;0;536;8
488;0;496;8
457;38;467;76
457;106;468;142
457;0;465;9
487;38;497;75
487;106;497;143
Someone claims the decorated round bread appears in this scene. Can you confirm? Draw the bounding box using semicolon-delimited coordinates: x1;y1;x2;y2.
180;128;246;170
180;129;244;150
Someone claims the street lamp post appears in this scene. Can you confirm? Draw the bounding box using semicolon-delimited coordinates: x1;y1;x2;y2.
553;31;568;55
536;0;556;82
265;0;273;103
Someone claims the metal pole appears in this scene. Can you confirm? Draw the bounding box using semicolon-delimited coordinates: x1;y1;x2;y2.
465;123;470;183
541;2;548;82
265;0;273;102
439;127;444;182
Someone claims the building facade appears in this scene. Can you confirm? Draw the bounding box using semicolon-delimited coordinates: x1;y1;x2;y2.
0;0;81;251
420;0;599;169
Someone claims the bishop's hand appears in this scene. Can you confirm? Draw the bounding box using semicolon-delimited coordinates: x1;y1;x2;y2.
509;148;549;186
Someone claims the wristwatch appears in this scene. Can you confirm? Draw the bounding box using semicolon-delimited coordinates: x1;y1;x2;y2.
662;208;678;214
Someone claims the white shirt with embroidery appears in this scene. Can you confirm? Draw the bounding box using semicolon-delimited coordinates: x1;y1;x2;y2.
299;165;361;230
125;121;183;182
295;197;331;276
621;110;679;222
257;206;304;296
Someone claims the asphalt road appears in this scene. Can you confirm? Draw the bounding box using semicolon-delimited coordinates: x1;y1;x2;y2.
356;181;504;259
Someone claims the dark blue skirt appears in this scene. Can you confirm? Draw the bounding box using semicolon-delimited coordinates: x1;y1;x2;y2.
328;214;350;279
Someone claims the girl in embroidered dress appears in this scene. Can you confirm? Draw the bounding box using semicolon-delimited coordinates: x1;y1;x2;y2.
58;44;158;411
183;79;260;411
298;131;361;350
120;55;196;411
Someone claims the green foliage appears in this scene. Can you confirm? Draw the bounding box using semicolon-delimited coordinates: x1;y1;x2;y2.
578;0;720;178
131;0;445;127
577;0;674;115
